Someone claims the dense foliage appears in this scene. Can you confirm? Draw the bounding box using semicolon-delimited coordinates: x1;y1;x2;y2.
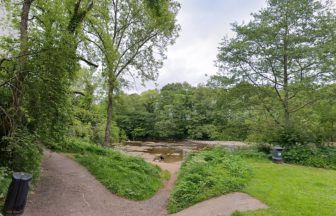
168;148;252;213
1;130;42;183
0;0;178;202
0;0;94;200
0;167;10;210
283;145;336;169
113;81;336;146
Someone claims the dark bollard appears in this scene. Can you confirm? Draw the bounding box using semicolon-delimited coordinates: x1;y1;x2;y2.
3;172;32;216
272;146;284;163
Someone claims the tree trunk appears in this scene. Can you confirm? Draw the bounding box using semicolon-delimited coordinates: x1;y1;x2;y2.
283;13;290;131
104;84;114;146
283;52;290;129
11;0;34;130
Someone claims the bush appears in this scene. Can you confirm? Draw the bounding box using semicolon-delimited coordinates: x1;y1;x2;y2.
283;144;336;169
234;147;269;160
255;143;272;155
271;127;317;147
0;129;43;184
168;148;252;213
0;167;11;210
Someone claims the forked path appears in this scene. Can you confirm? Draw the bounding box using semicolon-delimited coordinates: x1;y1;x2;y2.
24;151;267;216
24;151;178;216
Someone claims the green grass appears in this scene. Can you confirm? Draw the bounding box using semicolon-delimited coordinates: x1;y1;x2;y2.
52;138;167;200
234;159;336;216
0;169;10;212
168;148;252;214
75;152;166;200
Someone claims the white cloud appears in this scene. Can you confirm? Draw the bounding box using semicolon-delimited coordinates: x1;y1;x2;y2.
128;0;267;93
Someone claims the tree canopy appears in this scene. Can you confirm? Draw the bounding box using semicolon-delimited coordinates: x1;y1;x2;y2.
217;0;336;132
84;0;180;145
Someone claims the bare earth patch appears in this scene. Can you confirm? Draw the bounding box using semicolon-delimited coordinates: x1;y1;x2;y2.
24;148;267;216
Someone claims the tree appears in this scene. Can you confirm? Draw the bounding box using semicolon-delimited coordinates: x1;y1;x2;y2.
85;0;180;145
155;83;193;139
217;0;336;136
0;0;93;178
0;0;93;141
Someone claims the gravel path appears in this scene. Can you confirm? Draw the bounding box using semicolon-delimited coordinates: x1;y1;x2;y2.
24;151;179;216
24;150;267;216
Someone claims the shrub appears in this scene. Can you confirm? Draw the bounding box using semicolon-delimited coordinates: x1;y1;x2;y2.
283;144;336;169
0;167;11;210
271;127;318;147
168;148;252;213
0;129;43;184
255;143;272;155
234;147;269;160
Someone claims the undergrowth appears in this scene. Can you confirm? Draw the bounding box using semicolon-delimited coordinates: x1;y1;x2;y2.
0;167;10;212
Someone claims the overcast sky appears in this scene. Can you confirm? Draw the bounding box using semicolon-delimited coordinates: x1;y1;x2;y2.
128;0;267;93
0;1;268;93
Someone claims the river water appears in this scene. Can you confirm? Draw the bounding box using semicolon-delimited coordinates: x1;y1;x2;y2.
116;140;247;163
116;141;208;163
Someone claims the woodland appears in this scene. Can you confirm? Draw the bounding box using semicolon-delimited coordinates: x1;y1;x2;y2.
1;1;336;211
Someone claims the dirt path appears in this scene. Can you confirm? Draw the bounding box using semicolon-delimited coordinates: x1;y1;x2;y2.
171;192;267;216
24;151;267;216
24;151;179;216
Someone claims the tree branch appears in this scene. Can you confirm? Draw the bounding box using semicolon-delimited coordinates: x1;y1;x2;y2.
78;56;98;68
116;32;158;77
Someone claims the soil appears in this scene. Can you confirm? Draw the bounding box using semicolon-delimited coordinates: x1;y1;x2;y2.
24;150;267;216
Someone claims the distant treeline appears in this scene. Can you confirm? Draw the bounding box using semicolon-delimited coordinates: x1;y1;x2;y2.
71;76;336;146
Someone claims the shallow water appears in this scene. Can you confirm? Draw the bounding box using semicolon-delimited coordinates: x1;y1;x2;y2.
120;140;247;163
121;141;207;163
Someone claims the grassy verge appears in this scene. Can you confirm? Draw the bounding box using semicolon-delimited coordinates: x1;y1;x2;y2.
233;159;336;216
168;148;252;214
51;138;167;200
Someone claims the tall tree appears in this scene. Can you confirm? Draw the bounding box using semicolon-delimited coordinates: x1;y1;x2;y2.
217;0;336;134
0;0;93;141
85;0;180;145
12;0;33;126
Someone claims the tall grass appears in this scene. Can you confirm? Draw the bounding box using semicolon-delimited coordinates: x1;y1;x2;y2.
53;138;167;200
168;148;252;213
